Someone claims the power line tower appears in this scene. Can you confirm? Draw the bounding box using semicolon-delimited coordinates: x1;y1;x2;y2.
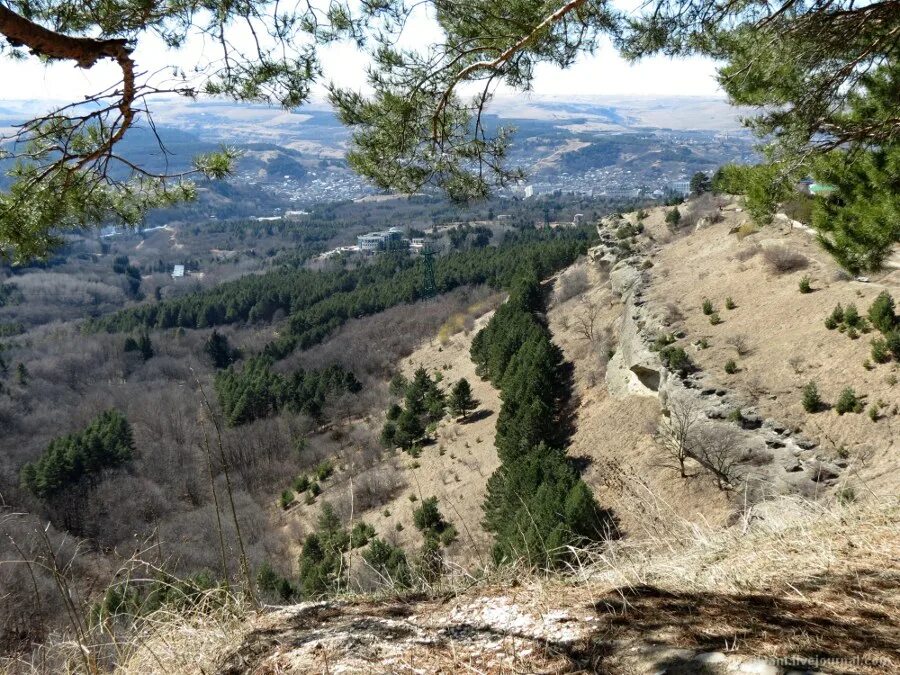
421;245;437;299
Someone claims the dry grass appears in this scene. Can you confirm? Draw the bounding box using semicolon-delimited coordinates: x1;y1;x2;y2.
67;496;899;675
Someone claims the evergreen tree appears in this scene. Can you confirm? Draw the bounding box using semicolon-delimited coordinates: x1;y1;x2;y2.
690;171;711;195
15;362;28;386
470;270;609;567
665;207;681;228
867;291;897;335
205;330;238;369
137;333;154;361
449;379;478;419
21;410;135;499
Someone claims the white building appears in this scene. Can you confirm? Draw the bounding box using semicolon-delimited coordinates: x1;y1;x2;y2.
171;265;185;279
357;227;406;252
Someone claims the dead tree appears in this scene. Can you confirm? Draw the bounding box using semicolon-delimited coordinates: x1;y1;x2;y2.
656;398;700;478
693;426;743;490
573;299;601;343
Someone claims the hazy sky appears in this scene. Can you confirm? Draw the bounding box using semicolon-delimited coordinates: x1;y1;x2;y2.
0;6;723;104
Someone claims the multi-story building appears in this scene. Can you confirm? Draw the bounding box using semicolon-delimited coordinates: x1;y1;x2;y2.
357;227;406;252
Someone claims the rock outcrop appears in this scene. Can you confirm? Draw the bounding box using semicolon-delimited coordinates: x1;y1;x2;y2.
590;218;843;502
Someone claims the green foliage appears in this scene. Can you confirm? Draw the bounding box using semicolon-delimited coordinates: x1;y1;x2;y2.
886;331;900;361
871;338;891;364
802;381;823;413
315;460;334;482
279;490;295;510
471;272;609;568
724;359;737;374
798;276;812;294
811;138;900;273
362;538;411;587
94;230;592;363
412;497;456;546
660;346;693;376
690;171;711;195
214;356;360;426
449;378;478;419
709;312;722;325
256;562;296;601
701;299;714;315
843;304;861;328
830;304;845;325
124;332;154;361
725;297;736;310
91;571;223;624
292;474;310;493
665;207;682;228
835;387;863;415
710;163;792;223
381;366;447;450
867;291;897;334
205;330;239;369
297;504;375;598
21;410;134;499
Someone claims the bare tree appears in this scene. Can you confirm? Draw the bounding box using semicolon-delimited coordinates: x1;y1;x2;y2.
656;398;700;478
727;335;751;357
693;426;744;490
572;299;601;343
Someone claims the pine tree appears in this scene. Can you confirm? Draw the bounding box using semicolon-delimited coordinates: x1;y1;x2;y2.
205;330;237;368
137;333;154;361
690;171;711;195
449;379;478;419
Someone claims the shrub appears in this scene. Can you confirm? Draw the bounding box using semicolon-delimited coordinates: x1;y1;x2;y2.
709;312;723;325
830;303;845;324
725;297;736;310
315;460;334;482
665;207;682;229
362;539;411;587
871;338;891;364
701;298;714;315
867;291;897;334
412;497;453;540
652;333;676;351
843;303;861;328
824;316;838;330
763;246;809;274
660;346;693;375
279;490;295;510
847;327;859;340
835;387;862;415
802;381;823;413
309;482;321;497
798;276;812;293
292;474;310;493
724;359;738;374
886;330;900;360
868;405;879;422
